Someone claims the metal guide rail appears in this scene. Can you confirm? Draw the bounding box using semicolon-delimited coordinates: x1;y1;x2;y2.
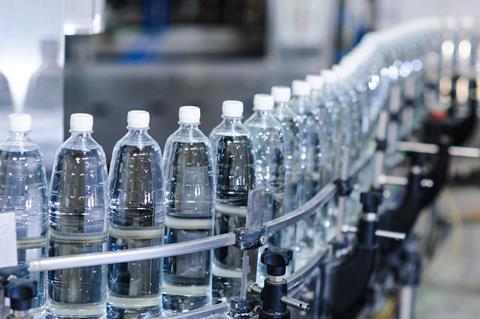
27;150;376;273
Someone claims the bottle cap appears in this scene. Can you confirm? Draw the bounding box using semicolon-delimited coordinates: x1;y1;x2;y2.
291;80;311;96
271;86;291;102
8;113;31;132
253;94;274;111
222;100;243;117
179;106;201;124
321;70;337;83
127;110;150;128
305;74;324;90
70;113;93;132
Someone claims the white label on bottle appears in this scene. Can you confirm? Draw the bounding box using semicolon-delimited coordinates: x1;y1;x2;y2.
0;212;18;267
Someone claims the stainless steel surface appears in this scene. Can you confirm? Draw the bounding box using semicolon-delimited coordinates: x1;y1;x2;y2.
342;225;406;240
155;302;230;319
378;174;409;186
335;147;350;242
399;286;415;319
397;141;480;158
28;233;235;272
240;190;264;300
387;84;401;155
397;141;440;154
374;111;389;189
281;296;310;312
0;0;64;170
448;145;480;158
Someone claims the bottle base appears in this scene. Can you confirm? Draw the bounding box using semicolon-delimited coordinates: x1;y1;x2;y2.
212;267;242;302
46;301;106;319
162;283;211;314
107;294;161;319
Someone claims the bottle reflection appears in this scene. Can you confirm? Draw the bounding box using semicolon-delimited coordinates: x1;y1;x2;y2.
0;70;12;107
25;39;62;111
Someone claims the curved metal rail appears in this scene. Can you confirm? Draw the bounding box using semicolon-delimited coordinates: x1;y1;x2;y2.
27;148;376;273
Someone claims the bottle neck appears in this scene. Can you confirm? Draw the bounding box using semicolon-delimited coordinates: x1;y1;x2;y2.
221;116;243;129
8;131;30;141
254;109;272;116
70;131;93;139
127;127;149;135
310;88;324;100
222;116;242;123
292;94;309;103
274;101;290;109
179;122;200;129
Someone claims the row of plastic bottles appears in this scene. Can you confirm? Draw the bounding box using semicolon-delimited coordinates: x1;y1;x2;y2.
0;16;478;319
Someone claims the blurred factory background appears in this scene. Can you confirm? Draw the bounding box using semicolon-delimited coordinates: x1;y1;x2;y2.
2;0;479;163
63;0;480;156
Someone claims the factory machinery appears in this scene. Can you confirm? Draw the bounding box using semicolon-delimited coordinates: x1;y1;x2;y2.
1;16;479;319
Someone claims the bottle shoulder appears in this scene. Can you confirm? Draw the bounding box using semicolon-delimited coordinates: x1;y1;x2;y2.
209;119;251;139
61;134;103;152
0;141;41;154
113;132;162;155
245;112;281;129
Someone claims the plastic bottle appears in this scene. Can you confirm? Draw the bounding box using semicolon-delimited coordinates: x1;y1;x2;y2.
162;106;215;314
0;113;48;316
107;110;164;318
321;70;350;178
305;75;337;242
245;94;285;223
47;113;109;319
289;80;323;266
306;75;334;184
210;100;255;300
290;80;322;201
270;86;302;273
271;86;302;214
245;94;286;280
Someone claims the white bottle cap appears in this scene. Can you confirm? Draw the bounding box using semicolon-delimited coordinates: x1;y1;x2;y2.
179;106;201;124
70;113;93;132
305;74;324;90
222;100;243;117
8;113;31;132
253;94;274;111
321;70;337;84
291;80;311;96
271;86;291;102
127;110;150;128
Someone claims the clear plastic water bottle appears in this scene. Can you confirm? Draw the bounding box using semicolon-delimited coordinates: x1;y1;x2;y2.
0;113;48;316
47;113;108;319
289;80;323;266
290;80;322;201
245;94;286;280
306;75;334;184
107;111;164;318
210;100;255;300
245;94;284;224
271;86;302;214
270;86;301;273
321;70;351;178
162;106;215;314
306;75;337;242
